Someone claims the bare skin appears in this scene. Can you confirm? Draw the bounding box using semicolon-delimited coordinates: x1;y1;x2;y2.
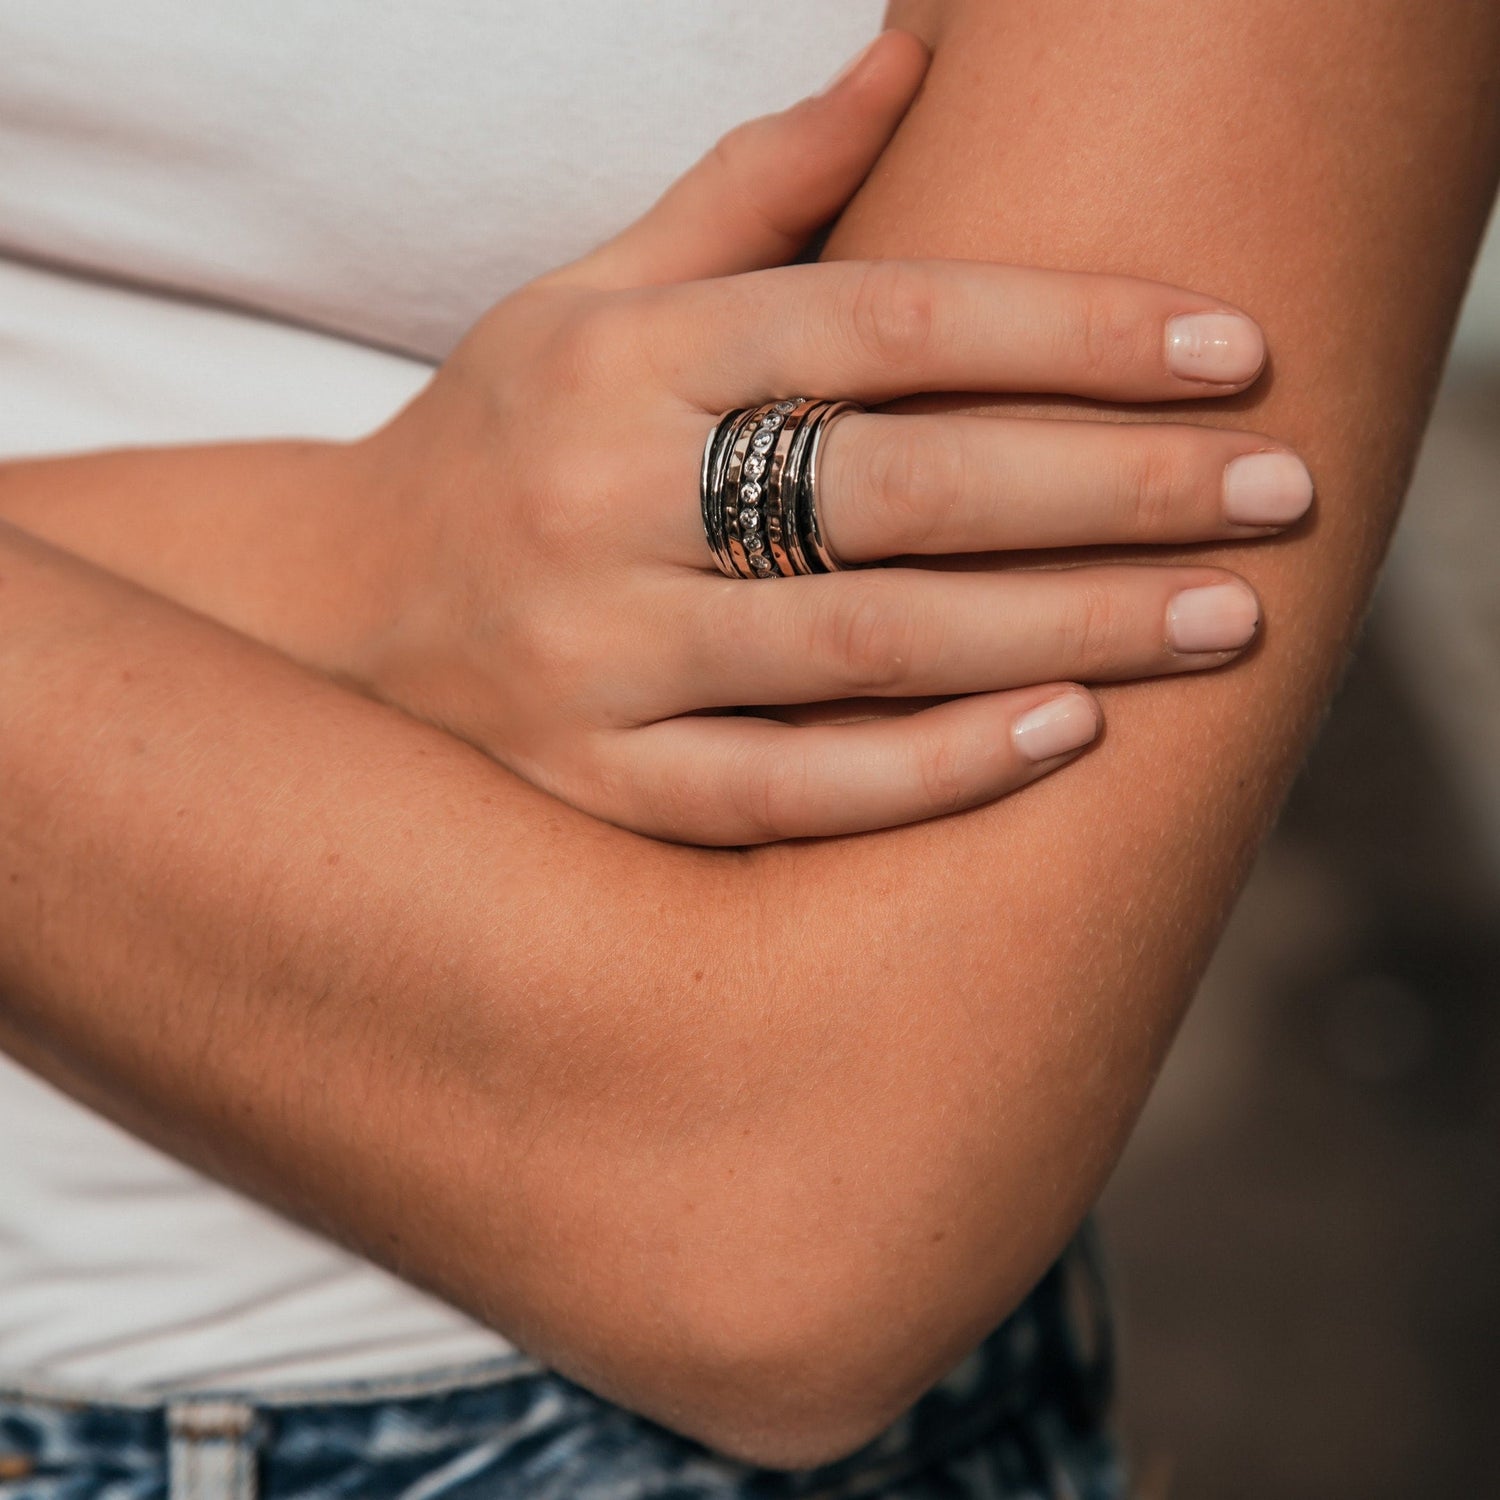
0;47;1288;845
0;0;1496;1472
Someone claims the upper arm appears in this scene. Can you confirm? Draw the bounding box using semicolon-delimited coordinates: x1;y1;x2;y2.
719;0;1500;1442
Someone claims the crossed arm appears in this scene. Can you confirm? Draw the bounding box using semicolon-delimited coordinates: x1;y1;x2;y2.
0;0;1496;1470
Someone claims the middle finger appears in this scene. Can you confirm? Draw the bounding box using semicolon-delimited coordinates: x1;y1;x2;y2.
815;413;1314;562
666;563;1262;714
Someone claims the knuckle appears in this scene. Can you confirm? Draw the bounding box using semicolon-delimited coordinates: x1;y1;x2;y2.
512;608;593;697
1116;434;1189;536
863;424;961;553
513;455;609;557
708;119;759;192
816;581;919;694
914;727;980;817
564;737;733;845
633;738;790;846
708;123;799;244
1071;285;1154;386
718;746;791;845
539;293;638;395
1060;580;1129;667
843;260;939;372
509;397;637;557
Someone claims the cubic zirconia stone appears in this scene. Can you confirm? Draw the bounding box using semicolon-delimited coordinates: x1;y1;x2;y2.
751;554;776;575
773;399;797;414
743;531;765;553
740;480;762;504
740;507;761;529
760;413;784;431
752;430;776;454
743;454;766;478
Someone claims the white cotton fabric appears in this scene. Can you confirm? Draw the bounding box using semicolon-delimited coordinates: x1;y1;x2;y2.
0;0;883;1391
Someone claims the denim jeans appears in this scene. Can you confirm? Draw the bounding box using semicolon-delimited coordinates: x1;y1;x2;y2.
0;1233;1122;1500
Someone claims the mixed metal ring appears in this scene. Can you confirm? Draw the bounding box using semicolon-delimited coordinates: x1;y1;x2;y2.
700;397;865;579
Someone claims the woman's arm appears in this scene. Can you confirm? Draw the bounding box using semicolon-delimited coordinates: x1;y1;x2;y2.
2;0;1497;1474
0;523;763;1425
753;0;1500;1436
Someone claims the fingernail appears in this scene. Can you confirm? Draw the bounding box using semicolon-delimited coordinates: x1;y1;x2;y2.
1012;692;1100;763
818;35;881;95
1223;451;1314;527
1167;582;1260;654
1165;313;1265;384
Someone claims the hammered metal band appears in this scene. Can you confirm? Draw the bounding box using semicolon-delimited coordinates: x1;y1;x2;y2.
699;397;865;579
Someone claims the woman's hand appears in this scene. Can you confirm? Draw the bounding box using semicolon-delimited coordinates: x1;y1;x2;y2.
346;31;1309;844
0;31;1310;847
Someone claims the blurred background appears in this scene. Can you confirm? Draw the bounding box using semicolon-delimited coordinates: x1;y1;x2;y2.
1099;215;1500;1497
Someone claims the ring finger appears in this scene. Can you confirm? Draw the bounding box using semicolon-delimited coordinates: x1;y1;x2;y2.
667;563;1261;713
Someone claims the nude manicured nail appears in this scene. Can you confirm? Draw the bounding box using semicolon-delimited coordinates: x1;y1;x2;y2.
1223;452;1314;527
1012;692;1100;763
1165;313;1265;384
1167;582;1260;654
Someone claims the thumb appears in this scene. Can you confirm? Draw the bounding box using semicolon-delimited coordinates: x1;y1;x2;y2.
546;30;929;292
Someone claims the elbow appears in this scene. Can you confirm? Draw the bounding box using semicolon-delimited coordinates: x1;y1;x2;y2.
679;1394;904;1473
627;1242;1022;1471
650;1299;927;1471
492;1203;1040;1472
634;1159;1055;1465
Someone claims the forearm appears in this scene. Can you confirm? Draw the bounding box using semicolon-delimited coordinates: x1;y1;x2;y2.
0;523;771;1438
0;437;388;678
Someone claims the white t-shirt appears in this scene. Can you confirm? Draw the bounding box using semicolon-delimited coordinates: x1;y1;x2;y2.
0;0;883;1392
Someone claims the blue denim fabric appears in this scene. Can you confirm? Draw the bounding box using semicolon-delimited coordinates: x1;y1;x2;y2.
0;1234;1123;1500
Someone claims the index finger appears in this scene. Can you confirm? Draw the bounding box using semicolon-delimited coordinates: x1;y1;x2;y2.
640;257;1267;409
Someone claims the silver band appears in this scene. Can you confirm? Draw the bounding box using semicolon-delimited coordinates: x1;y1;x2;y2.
798;399;861;575
781;398;836;576
700;404;749;577
699;396;865;579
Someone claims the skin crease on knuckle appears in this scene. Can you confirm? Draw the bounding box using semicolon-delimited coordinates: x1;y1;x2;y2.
1068;278;1161;389
535;292;640;404
820;579;923;697
1050;577;1128;677
914;717;992;819
727;746;799;845
861;419;963;556
1117;429;1193;538
843;257;940;376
